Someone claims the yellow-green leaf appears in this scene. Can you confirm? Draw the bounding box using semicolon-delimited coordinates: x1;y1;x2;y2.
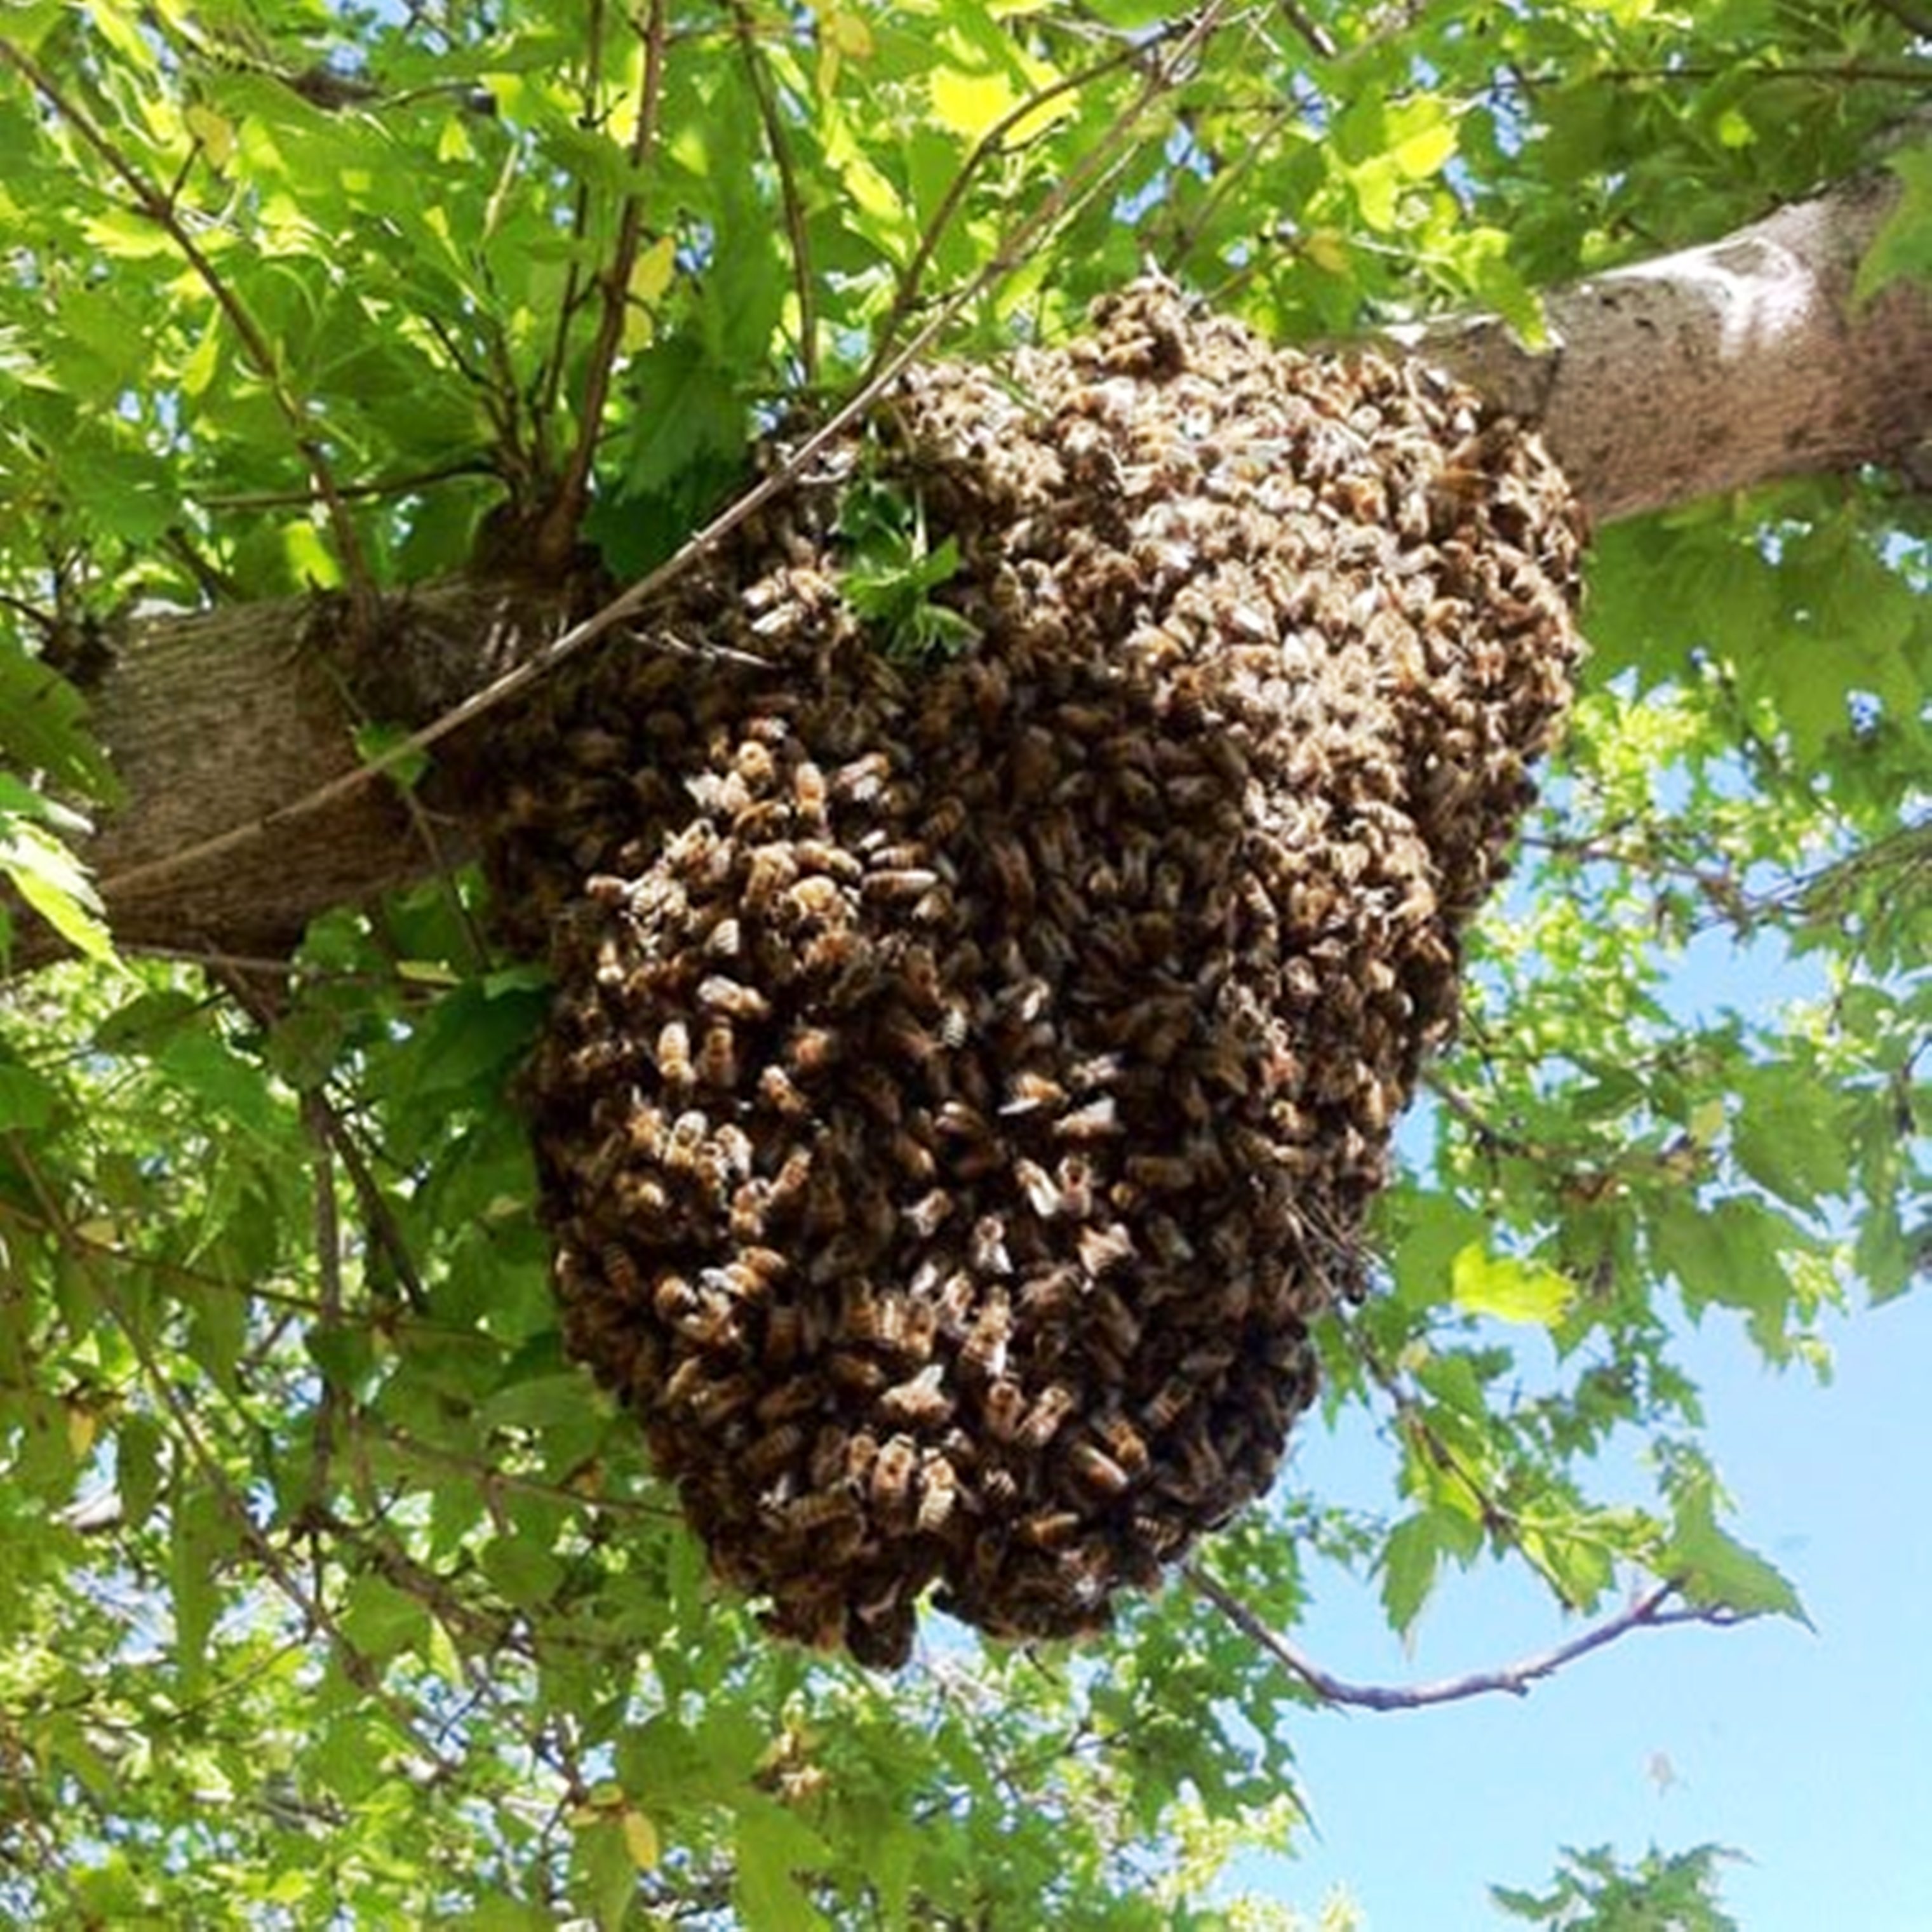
1450;1244;1575;1327
621;1808;659;1870
185;103;236;168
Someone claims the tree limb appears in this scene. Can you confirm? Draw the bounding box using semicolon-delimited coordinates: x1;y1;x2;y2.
1186;1566;1747;1710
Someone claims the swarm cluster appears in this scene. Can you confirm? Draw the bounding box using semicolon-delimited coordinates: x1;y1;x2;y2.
486;281;1585;1667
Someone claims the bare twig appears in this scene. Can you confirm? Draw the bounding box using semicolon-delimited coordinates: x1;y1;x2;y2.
539;0;612;431
539;0;670;573
732;1;817;385
95;1;1238;908
0;40;379;637
197;459;493;513
1188;1566;1743;1709
866;23;1184;372
1275;0;1338;59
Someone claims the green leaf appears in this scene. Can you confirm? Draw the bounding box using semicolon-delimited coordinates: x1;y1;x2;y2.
1666;1482;1810;1625
1450;1244;1576;1327
0;816;116;963
735;1801;833;1932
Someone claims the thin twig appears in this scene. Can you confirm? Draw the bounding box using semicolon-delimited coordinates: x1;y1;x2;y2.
197;459;494;513
540;0;670;572
1188;1566;1741;1709
96;2;1237;907
1275;0;1338;59
540;0;611;431
0;40;379;638
866;23;1184;375
732;1;817;385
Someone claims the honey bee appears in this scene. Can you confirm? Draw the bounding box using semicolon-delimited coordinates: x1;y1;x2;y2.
916;1451;959;1533
1000;1070;1068;1118
1077;1221;1135;1277
959;1286;1010;1381
688;1371;757;1426
830;1350;887;1397
1096;1412;1151;1477
1017;1382;1075;1449
792;758;829;815
1091;1284;1142;1355
862;867;942;905
878;1009;939;1066
843;1429;880;1487
969;1214;1013;1277
698;974;770;1021
601;1242;643;1299
1016;1508;1081;1550
1054;1154;1094;1219
983;1377;1028;1442
781;1488;862;1543
1056;1095;1121;1141
677;1287;746;1354
807;1424;849;1490
831;751;893;803
922;796;969;843
693;1021;736;1090
713;1125;755;1184
1124;1152;1196;1191
744;1421;807;1484
1067;1439;1132;1499
733;737;777;789
869;1433;920;1519
1013;1157;1061;1219
935;1270;976;1336
654;1019;695;1090
880;1363;949;1428
1017;1265;1080;1324
767;1145;813;1214
890;1127;938;1183
899;1188;949;1240
762;1300;803;1367
664;1110;712;1177
744;845;800;911
651;1271;697;1323
756;1372;829;1425
786;1026;840;1078
755;1064;809;1121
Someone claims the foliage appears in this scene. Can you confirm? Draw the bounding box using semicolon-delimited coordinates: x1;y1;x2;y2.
0;0;1926;1923
1491;1842;1743;1931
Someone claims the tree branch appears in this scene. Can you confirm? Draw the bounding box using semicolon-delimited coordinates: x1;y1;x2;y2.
1186;1566;1745;1710
732;1;817;386
539;0;670;574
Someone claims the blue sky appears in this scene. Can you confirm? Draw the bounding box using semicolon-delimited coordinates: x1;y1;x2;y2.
1251;1276;1932;1928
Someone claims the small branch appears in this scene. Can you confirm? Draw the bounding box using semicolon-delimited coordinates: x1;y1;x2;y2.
732;1;817;386
197;459;493;513
1275;0;1338;60
539;0;670;573
0;41;379;638
1187;1566;1743;1710
539;0;611;431
867;25;1179;373
93;3;1237;910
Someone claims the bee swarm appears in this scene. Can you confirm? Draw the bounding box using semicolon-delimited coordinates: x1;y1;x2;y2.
487;281;1585;1668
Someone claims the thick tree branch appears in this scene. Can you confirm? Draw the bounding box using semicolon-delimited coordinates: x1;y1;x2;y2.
1400;165;1932;520
1186;1566;1748;1710
11;138;1932;970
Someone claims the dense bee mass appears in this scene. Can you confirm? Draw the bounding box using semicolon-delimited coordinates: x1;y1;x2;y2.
485;281;1586;1667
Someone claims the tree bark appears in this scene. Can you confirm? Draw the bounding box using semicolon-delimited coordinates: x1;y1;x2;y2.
13;161;1932;970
